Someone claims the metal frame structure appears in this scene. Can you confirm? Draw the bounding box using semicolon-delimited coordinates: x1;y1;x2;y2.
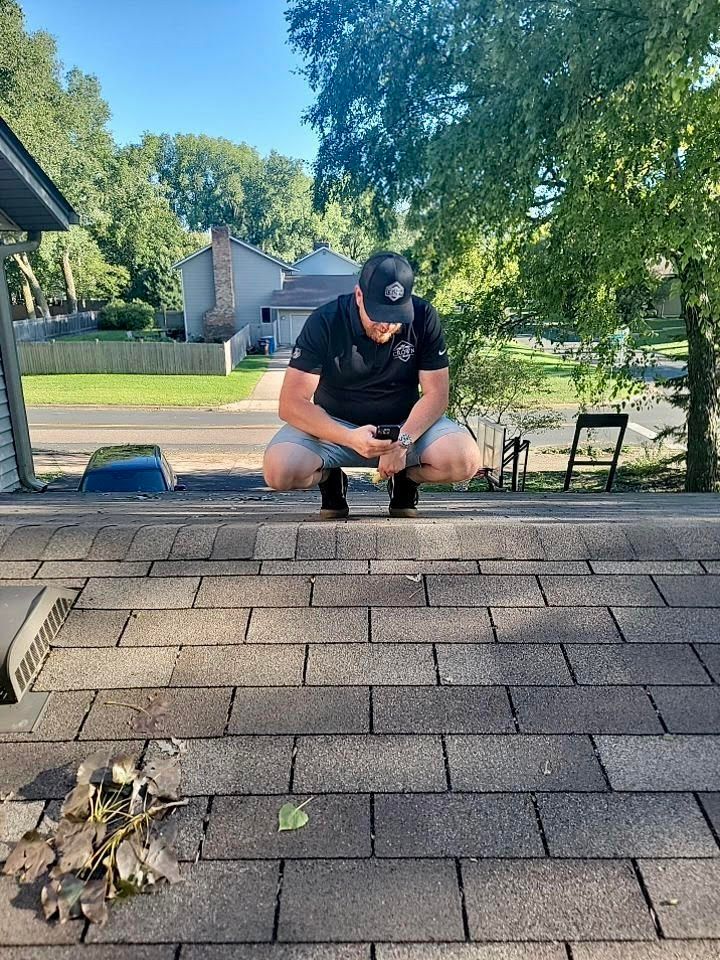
564;412;629;492
474;417;530;492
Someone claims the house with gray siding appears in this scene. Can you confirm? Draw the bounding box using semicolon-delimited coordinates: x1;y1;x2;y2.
293;243;359;276
0;118;77;492
175;231;358;347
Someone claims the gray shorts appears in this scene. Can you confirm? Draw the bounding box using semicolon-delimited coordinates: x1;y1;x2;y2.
266;415;468;470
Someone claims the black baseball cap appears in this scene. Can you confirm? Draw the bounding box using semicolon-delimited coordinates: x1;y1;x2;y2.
358;251;414;325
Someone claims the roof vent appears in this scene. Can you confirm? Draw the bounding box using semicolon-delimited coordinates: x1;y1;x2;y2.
0;585;77;732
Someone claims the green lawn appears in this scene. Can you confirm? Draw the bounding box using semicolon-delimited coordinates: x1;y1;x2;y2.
22;356;269;407
637;317;688;361
503;343;579;405
60;330;173;342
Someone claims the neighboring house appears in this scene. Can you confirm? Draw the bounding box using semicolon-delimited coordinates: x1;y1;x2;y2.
175;230;359;346
293;242;360;276
0;118;78;493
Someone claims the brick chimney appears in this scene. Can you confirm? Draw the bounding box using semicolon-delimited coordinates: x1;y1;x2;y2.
203;226;236;342
313;240;330;250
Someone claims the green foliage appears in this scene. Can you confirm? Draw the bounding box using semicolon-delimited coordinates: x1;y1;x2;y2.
149;133;392;264
98;299;155;332
278;798;313;832
447;335;563;438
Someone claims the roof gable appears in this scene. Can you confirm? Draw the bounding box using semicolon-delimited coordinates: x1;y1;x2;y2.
293;246;360;269
174;235;296;270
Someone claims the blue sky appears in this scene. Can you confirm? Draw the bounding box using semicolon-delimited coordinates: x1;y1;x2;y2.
22;0;319;162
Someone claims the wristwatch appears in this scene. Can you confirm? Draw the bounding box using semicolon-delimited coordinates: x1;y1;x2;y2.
398;432;413;449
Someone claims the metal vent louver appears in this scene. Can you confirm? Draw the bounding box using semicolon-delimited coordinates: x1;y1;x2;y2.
1;587;77;706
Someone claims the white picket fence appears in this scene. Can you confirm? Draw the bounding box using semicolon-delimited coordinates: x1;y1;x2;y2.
13;311;99;342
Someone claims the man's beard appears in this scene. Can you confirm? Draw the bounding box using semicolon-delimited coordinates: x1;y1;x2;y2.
365;322;402;344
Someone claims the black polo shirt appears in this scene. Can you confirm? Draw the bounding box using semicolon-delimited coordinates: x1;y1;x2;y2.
288;293;449;426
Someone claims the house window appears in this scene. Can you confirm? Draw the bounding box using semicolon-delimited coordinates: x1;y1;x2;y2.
261;307;272;324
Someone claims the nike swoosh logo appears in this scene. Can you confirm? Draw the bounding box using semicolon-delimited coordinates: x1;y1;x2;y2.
438;348;447;356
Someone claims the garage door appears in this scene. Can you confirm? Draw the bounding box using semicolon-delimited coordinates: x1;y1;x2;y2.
278;313;308;346
0;350;19;492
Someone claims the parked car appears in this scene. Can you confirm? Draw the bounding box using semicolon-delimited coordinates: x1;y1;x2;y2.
78;445;186;493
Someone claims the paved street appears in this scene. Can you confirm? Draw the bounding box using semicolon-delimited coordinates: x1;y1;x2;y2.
1;493;720;952
27;398;685;454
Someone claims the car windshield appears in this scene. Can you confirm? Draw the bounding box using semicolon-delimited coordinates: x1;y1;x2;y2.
81;469;168;493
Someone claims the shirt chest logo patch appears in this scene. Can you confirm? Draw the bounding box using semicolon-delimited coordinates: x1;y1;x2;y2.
393;340;415;363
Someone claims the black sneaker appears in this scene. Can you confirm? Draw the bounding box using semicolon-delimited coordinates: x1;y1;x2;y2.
319;468;349;519
387;469;420;518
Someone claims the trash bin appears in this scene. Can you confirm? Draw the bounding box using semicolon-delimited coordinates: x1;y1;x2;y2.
267;336;276;354
258;337;270;356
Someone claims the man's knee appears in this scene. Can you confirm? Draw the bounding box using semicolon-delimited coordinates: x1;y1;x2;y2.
264;456;299;491
427;434;482;482
263;445;320;491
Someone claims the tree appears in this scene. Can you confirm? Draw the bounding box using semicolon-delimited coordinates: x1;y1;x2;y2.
149;133;265;234
0;0;117;312
150;132;392;264
97;143;201;309
288;0;720;490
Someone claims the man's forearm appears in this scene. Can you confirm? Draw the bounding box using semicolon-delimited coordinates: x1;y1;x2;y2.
402;393;448;442
281;398;355;446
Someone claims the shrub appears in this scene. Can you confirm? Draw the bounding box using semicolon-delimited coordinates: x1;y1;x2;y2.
98;299;155;331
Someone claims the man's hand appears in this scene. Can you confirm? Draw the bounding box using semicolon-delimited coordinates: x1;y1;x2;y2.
378;445;408;479
348;425;398;460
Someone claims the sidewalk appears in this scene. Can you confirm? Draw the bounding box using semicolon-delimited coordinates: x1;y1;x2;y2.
223;348;289;412
1;492;720;951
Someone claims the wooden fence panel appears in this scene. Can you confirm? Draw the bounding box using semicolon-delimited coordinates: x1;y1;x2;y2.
18;324;252;375
19;340;227;376
224;326;251;372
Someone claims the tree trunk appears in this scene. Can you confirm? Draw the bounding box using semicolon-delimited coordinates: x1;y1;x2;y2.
21;279;36;318
61;249;78;314
13;253;51;320
683;299;719;492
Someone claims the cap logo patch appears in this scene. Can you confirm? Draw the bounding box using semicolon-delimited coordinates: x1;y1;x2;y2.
393;340;415;363
385;281;405;302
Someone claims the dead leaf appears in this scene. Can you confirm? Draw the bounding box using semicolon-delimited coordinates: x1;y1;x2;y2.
543;760;552;776
170;737;188;754
41;879;59;920
55;874;85;924
54;820;100;873
144;758;181;799
143;835;181;884
110;754;137;786
61;782;95;821
404;573;422;582
115;839;143;883
76;750;112;786
2;831;55;882
42;874;84;924
661;898;680;906
80;877;108;924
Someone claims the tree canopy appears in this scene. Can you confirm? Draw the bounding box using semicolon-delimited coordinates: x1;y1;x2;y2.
0;0;390;315
288;0;720;490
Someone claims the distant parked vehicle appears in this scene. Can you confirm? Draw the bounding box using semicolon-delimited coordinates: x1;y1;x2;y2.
78;445;186;493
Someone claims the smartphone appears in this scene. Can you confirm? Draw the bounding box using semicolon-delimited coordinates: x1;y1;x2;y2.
375;425;400;442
